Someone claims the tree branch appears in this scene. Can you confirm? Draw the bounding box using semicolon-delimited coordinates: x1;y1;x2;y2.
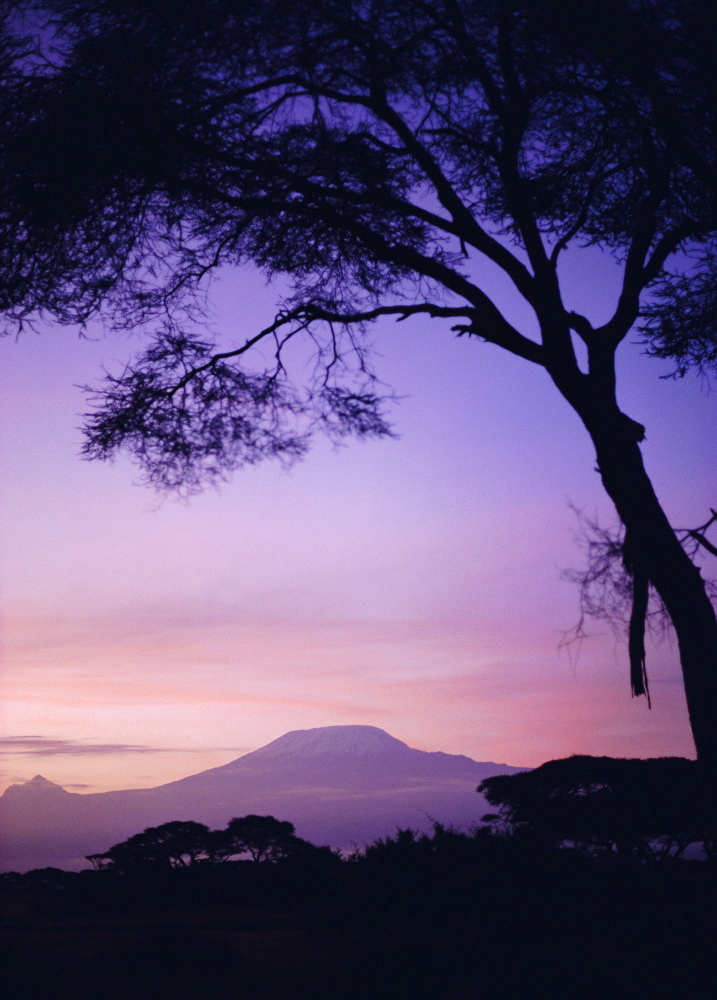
361;89;537;305
597;191;666;346
165;300;479;394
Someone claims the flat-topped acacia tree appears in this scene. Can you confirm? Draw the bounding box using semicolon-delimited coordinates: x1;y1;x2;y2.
2;1;716;762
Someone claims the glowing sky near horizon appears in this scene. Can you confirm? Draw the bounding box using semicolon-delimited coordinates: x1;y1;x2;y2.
1;251;714;794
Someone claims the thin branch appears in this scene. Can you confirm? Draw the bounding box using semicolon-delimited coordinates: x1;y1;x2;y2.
549;166;625;266
642;223;697;285
361;89;538;305
597;189;666;347
162;301;474;395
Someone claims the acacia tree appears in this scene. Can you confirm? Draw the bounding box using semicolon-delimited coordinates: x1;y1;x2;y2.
86;820;213;871
85;815;308;869
479;756;717;860
222;815;302;863
2;1;716;762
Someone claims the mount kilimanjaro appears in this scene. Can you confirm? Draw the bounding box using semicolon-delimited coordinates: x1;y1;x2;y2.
0;725;524;872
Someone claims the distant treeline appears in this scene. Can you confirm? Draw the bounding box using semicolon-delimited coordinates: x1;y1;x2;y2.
2;755;716;1000
78;752;717;869
3;754;715;892
3;814;717;1000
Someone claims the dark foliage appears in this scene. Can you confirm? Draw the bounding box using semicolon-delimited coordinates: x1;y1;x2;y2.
221;814;302;863
86;819;213;871
480;754;717;860
4;0;716;462
85;814;320;871
2;816;717;1000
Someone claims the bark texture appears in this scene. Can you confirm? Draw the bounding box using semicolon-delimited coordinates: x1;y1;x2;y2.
582;402;717;768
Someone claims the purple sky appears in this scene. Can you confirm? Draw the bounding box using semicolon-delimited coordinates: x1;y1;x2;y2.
1;250;714;793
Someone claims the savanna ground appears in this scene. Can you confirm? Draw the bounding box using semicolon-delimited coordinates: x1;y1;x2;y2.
2;834;716;1000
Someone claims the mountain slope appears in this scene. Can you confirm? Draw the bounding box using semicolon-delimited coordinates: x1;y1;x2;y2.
0;726;524;872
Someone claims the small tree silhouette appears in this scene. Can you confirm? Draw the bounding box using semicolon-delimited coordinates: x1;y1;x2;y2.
222;815;301;863
86;820;211;870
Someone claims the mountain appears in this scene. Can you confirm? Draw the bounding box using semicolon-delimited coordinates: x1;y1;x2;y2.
2;774;73;801
235;724;409;760
0;726;525;872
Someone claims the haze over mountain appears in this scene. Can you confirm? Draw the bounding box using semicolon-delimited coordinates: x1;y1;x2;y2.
0;725;524;872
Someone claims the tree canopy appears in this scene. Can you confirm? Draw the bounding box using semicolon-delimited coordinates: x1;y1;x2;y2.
86;815;311;870
222;815;301;864
86;820;214;871
479;755;717;860
2;0;716;760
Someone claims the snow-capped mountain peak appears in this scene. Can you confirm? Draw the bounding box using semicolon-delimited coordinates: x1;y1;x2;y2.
239;725;410;762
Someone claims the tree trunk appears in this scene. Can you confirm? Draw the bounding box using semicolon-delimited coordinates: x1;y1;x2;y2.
577;401;717;768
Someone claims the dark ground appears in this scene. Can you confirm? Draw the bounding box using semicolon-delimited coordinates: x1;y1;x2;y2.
2;844;716;999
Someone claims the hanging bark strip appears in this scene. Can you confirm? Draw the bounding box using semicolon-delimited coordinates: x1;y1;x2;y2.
623;532;651;704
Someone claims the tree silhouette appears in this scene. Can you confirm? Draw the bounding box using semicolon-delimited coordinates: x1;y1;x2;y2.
2;0;716;761
86;815;308;869
479;755;717;860
87;820;212;871
564;507;717;692
222;815;301;863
